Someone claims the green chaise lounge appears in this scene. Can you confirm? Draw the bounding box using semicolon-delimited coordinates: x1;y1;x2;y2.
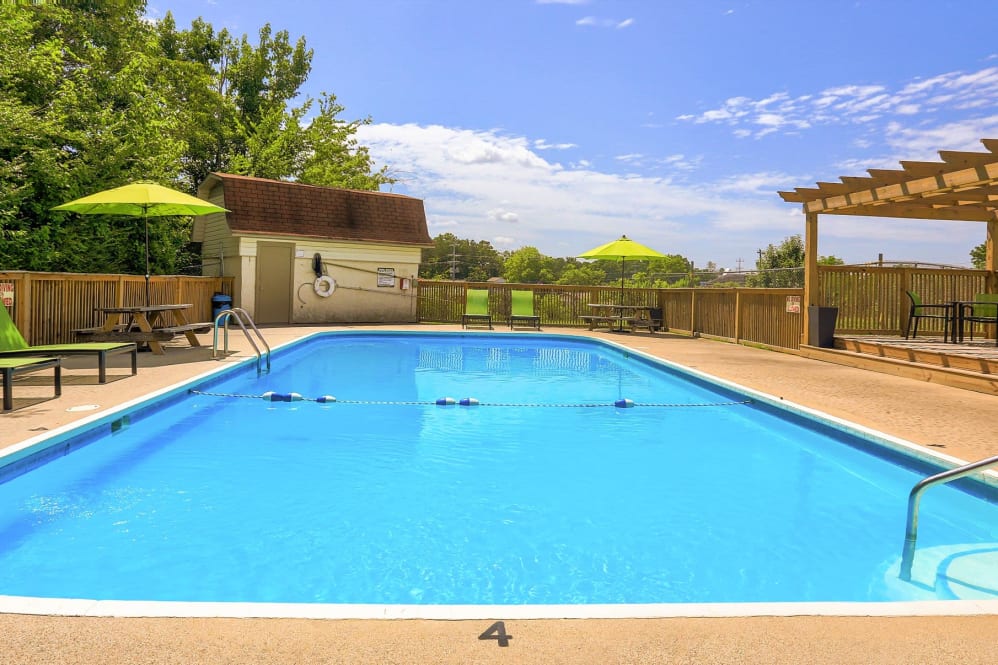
0;304;137;383
0;356;62;411
509;290;540;330
461;289;493;329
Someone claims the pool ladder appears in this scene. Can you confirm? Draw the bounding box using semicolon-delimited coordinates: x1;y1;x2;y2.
899;453;998;581
212;307;271;374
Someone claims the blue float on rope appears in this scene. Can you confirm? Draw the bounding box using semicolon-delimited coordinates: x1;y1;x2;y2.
459;397;479;406
316;395;336;403
614;398;635;408
436;397;456;406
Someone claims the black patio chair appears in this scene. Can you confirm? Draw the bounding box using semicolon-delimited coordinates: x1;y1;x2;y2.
904;291;953;341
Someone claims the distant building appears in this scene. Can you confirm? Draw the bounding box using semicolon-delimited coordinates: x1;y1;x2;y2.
194;173;433;324
704;271;750;286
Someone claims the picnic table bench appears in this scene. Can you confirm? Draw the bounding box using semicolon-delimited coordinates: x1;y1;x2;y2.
74;304;213;354
582;305;662;333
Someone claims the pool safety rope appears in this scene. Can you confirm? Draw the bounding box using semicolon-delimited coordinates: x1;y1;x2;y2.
189;389;751;409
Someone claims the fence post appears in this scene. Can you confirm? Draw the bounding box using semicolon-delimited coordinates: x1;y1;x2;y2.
691;289;697;335
116;274;125;307
19;273;32;343
734;289;742;343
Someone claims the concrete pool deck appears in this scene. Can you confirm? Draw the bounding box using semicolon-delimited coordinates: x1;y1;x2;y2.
1;324;996;664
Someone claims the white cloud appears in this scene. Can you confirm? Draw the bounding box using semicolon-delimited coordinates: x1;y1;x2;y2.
576;16;632;28
357;122;795;265
678;65;998;140
534;139;578;150
356;121;986;267
882;114;998;158
488;208;520;223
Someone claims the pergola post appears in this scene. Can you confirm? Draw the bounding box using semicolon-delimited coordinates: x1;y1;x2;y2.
987;217;997;294
802;211;819;345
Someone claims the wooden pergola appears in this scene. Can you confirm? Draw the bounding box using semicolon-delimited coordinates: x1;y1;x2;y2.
779;138;998;344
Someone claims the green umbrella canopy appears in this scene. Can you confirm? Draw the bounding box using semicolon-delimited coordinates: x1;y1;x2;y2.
577;235;666;302
51;181;227;217
52;182;229;304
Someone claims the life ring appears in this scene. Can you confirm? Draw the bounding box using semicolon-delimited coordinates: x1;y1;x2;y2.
314;275;336;297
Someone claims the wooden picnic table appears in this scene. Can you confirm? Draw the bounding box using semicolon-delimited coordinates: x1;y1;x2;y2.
77;304;213;355
581;303;659;333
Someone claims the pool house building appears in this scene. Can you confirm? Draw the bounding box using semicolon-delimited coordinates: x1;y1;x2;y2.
194;173;433;325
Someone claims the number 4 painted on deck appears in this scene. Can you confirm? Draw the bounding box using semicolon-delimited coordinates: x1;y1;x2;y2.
479;621;512;647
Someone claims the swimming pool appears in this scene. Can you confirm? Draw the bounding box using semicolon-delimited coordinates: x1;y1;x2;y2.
1;331;996;618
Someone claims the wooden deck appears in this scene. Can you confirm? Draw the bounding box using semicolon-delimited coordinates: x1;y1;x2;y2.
800;335;998;395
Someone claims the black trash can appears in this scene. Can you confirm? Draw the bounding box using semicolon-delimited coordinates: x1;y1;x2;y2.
212;293;232;321
807;306;838;348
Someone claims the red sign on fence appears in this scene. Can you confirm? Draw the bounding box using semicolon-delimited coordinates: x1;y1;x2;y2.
0;281;13;307
785;295;801;313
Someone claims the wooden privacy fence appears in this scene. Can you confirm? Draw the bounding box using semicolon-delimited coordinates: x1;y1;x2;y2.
3;267;989;350
417;280;805;350
0;271;234;346
817;265;990;335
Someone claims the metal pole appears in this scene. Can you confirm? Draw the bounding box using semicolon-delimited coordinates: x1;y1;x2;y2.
899;454;998;581
144;208;151;306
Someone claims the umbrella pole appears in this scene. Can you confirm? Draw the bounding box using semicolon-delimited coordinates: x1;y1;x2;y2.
620;257;625;305
144;212;150;307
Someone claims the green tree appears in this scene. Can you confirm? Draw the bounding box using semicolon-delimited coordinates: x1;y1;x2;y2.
1;4;393;274
970;242;986;269
503;246;553;284
642;254;694;287
419;234;503;281
0;1;186;273
556;263;607;285
157;16;392;192
747;235;806;287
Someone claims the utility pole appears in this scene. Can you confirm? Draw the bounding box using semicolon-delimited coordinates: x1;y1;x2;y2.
448;245;461;280
736;257;744;272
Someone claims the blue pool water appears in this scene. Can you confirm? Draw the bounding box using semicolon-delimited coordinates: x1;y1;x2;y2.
0;332;996;606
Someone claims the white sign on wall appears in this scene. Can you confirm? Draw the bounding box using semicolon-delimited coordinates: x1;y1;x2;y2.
377;267;395;287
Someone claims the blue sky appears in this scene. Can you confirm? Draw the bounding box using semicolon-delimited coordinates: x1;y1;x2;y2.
153;0;998;270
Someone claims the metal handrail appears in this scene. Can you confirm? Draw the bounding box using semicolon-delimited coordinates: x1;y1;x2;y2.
212;307;271;374
899;454;998;581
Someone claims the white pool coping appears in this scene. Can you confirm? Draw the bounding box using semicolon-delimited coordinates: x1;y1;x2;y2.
2;595;998;619
1;330;996;620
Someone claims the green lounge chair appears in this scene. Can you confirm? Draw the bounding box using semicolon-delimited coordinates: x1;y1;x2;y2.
0;356;61;411
509;290;540;330
961;294;998;346
461;289;492;329
0;304;137;383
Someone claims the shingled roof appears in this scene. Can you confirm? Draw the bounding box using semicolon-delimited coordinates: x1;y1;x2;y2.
199;173;433;246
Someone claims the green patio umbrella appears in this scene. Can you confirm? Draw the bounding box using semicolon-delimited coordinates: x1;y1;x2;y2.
577;235;666;303
52;182;229;305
